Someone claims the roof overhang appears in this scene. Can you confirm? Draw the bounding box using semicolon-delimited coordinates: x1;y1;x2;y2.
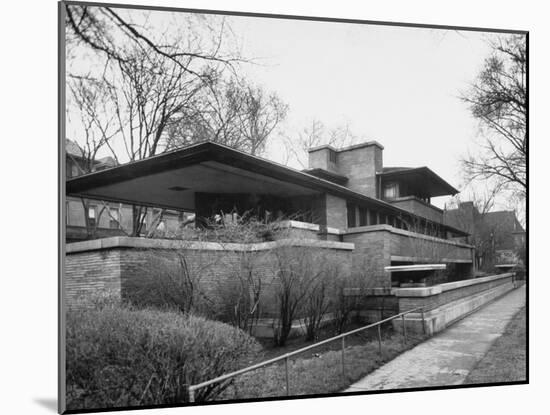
67;142;328;211
379;167;458;197
301;168;349;185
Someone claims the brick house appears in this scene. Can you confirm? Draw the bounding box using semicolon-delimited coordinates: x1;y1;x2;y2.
66;139;189;242
444;201;526;270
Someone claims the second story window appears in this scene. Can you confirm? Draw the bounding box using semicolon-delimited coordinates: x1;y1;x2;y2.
329;149;337;163
347;203;356;228
359;208;368;226
140;212;148;233
88;206;96;228
109;207;120;229
383;183;398;199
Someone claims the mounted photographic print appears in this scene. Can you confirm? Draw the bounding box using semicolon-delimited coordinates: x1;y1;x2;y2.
59;1;528;413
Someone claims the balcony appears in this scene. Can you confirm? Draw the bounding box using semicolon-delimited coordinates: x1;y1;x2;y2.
386;196;443;223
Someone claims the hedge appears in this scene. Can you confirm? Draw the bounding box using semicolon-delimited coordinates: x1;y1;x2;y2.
66;305;260;410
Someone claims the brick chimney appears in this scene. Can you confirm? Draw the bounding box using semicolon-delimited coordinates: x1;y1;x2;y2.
308;141;384;198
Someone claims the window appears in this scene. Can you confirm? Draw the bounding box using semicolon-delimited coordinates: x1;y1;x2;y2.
346;203;356;228
369;210;378;225
359;208;368;226
109;207;120;229
383;183;398;199
88;206;96;228
329;149;337;163
140;212;147;232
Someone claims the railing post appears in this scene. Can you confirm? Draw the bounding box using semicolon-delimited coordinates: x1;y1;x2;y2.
401;314;407;342
187;386;195;403
285;356;290;396
341;337;346;379
377;324;382;356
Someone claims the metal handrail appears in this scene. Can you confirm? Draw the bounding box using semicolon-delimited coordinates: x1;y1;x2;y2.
187;306;426;402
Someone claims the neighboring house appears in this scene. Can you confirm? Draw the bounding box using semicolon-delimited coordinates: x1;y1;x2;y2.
67;140;475;287
444;201;526;270
65;139;188;242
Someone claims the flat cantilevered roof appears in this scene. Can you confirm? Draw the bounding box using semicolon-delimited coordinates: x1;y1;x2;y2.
380;166;459;197
66;141;468;236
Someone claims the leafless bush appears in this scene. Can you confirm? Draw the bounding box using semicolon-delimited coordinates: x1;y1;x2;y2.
213;250;264;334
302;258;344;341
271;246;330;346
126;248;218;316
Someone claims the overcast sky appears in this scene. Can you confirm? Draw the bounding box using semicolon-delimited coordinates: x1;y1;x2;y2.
222;15;500;209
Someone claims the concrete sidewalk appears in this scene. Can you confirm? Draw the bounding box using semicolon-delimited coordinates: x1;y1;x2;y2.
344;285;526;392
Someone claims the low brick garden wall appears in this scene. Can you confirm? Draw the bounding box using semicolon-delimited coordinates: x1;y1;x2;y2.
392;273;516;335
65;235;354;337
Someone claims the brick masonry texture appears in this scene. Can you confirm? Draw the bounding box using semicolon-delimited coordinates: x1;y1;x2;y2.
64;249;122;306
388;197;443;223
65;240;352;320
343;231;391;289
342;227;474;289
325;194;347;229
389;231;473;262
337;145;382;197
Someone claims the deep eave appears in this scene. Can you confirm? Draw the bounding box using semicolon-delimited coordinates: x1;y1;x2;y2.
379;166;459;197
301;168;349;185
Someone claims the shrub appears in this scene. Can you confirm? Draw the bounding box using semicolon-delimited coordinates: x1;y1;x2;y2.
66;305;261;410
126;250;216;315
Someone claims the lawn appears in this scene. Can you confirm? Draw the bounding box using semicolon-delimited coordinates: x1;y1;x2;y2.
465;306;527;384
217;322;427;400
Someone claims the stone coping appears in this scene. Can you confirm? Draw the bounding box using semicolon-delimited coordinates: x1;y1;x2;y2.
390;255;472;264
66;236;354;254
384;264;446;272
343;287;393;296
279;220;320;231
279;220;344;235
392;273;514;297
344;224;474;249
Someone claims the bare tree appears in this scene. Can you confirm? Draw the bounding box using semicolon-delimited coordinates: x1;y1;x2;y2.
165;77;288;156
65;5;242;81
67;77;122;238
65;5;246;236
283;119;362;168
461;34;527;199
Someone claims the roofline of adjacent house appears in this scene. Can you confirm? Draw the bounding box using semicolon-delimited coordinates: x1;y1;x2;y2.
66;141;469;236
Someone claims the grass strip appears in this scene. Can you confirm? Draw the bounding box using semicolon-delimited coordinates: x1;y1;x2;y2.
465;306;526;384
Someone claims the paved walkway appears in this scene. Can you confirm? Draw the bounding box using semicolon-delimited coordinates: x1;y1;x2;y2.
344;285;526;392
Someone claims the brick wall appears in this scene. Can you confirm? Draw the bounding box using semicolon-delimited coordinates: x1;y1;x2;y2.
343;225;475;288
388;197;443;223
64;248;122;306
65;237;353;320
343;230;392;289
325;194;347;229
389;229;473;262
337;144;382;197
